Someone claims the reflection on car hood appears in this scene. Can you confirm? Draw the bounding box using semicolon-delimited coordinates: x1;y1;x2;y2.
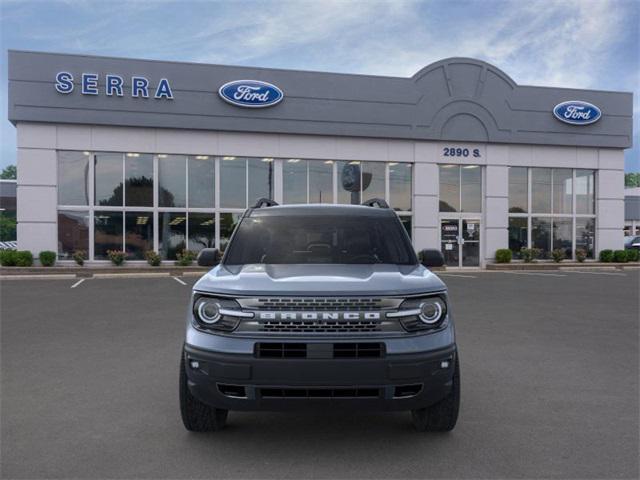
194;264;446;296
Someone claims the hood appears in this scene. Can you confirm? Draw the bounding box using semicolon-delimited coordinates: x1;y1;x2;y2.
193;264;446;296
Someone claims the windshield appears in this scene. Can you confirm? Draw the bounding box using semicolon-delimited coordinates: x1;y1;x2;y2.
224;214;417;265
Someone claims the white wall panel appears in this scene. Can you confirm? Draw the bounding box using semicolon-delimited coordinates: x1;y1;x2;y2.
91;126;156;152
17;222;57;254
218;132;279;157
413;195;439;228
56;125;91;150
413;163;438;196
17;185;57;222
17;149;56;186
413;227;439;250
16;123;56;149
156;130;219;155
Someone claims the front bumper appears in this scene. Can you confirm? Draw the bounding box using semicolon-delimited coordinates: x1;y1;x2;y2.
183;341;457;412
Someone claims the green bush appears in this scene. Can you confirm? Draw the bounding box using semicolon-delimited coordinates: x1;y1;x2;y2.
575;249;587;263
39;250;57;267
175;249;196;267
144;250;161;266
15;250;34;267
520;247;542;263
551;249;565;263
73;250;87;266
0;249;18;266
599;249;614;262
107;250;127;266
613;250;628;263
626;249;639;262
495;249;512;263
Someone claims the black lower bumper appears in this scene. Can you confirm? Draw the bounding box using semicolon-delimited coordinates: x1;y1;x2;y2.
183;343;457;411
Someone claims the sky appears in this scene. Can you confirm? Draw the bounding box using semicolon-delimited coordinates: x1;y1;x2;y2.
0;0;638;172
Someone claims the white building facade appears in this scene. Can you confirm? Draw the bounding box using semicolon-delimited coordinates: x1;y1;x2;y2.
8;51;633;267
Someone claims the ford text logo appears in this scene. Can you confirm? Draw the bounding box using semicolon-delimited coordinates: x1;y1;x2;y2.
218;80;284;108
553;101;601;125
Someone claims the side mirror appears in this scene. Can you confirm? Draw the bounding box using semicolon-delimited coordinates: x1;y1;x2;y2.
197;248;220;267
419;248;445;268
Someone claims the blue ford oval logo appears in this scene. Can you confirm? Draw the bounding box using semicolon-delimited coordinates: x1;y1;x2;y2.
218;80;283;108
553;100;601;125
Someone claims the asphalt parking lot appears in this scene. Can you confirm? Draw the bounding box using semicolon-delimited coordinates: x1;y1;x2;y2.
1;270;638;479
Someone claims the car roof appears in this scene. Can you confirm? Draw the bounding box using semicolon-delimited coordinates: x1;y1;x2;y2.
246;203;396;217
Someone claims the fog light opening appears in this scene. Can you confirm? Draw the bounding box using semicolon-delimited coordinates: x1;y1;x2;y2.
189;360;200;370
440;360;450;369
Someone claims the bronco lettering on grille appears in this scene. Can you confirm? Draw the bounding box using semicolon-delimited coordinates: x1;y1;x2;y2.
257;312;381;321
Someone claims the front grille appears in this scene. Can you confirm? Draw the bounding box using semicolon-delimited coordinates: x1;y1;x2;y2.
256;342;384;359
260;319;381;333
260;387;381;398
237;297;402;311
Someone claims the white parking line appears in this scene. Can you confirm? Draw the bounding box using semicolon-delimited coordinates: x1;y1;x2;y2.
437;274;477;278
500;271;567;277
70;278;85;288
173;276;187;285
568;270;626;276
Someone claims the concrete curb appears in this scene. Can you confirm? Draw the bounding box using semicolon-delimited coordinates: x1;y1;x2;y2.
486;262;638;271
0;266;209;278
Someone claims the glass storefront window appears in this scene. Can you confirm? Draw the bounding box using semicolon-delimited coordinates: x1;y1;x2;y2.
95;153;123;206
125;212;153;260
531;168;552;213
337;161;361;205
309;160;333;203
188;213;215;252
389;163;411;211
159;212;186;260
531;217;551;259
552;217;572;258
283;159;307;204
94;211;123;259
58;210;89;259
552;169;572;214
188;156;215;208
508;167;528;213
508;217;527;258
158;155;186;207
58;151;90;205
248;158;273;205
575;170;595;214
220;157;246;208
362;162;385;201
220;212;241;251
461;165;481;212
576;218;595;258
398;215;412;241
125;153;153;207
439;165;459;212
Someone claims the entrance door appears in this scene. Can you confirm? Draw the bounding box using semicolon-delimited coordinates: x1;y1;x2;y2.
440;218;480;268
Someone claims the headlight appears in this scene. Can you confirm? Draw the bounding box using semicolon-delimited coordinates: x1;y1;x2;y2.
386;295;447;331
192;295;252;332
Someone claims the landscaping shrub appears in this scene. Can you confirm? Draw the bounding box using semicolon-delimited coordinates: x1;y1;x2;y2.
39;250;56;267
144;250;161;266
15;250;34;267
0;249;18;266
520;248;542;263
575;249;587;263
73;250;87;266
551;249;565;263
495;249;512;263
599;249;614;262
107;250;127;266
613;250;628;263
175;249;196;266
626;249;639;262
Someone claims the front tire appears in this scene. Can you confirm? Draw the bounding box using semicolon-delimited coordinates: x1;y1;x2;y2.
411;356;460;432
179;351;228;432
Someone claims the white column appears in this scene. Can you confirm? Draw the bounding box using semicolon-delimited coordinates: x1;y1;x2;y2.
16;123;58;256
413;142;439;250
596;149;625;252
484;165;509;262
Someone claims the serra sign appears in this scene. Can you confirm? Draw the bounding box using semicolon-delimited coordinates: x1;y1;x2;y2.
55;72;174;99
218;80;284;108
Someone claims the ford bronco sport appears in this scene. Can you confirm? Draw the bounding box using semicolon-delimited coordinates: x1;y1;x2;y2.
180;198;460;432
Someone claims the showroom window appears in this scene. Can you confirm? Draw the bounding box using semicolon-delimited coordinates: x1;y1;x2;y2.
56;152;412;260
438;165;482;213
508;167;596;259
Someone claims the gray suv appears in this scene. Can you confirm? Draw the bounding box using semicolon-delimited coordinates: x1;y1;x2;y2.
180;199;460;432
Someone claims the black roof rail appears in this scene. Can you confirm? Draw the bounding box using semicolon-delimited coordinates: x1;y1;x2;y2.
252;198;279;208
361;198;389;209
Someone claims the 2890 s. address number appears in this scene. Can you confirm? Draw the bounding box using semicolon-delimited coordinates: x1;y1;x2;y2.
443;147;481;158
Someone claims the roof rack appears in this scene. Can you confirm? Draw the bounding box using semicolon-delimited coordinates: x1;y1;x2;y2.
252;198;279;208
361;198;389;209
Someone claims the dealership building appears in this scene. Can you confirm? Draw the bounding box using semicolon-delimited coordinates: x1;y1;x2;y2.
7;50;633;267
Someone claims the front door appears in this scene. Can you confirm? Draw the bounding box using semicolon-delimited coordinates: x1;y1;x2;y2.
440;218;480;268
